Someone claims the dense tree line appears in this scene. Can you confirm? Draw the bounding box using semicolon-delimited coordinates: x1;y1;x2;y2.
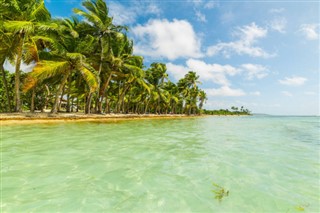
0;0;207;114
203;106;251;115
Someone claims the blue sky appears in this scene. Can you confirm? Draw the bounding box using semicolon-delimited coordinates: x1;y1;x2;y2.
42;1;319;115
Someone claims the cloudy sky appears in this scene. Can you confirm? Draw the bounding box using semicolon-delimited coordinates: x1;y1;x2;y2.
44;0;319;115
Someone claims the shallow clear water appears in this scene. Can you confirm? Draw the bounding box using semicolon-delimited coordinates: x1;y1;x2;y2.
1;116;319;212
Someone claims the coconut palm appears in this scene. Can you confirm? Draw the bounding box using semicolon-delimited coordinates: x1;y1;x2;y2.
74;0;127;113
115;55;150;113
2;0;51;112
96;32;134;113
180;71;200;114
198;89;207;111
2;0;208;115
145;63;169;113
23;18;98;113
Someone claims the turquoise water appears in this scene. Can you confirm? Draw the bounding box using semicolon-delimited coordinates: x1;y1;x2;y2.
1;116;319;212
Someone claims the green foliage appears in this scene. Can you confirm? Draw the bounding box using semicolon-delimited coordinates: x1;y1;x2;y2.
203;107;251;115
0;70;14;112
211;182;229;202
0;0;210;114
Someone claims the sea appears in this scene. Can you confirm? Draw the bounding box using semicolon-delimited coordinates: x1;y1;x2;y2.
1;115;319;212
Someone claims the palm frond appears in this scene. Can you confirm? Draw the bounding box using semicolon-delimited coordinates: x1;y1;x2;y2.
0;33;20;62
22;75;37;92
66;53;84;60
136;79;151;94
30;60;70;81
23;38;39;63
36;22;59;33
73;8;103;29
79;66;98;92
4;21;34;34
32;35;55;44
30;0;51;22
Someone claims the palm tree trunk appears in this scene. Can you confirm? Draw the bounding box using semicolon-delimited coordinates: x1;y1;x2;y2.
66;75;71;112
98;72;113;113
94;37;104;113
51;73;69;113
144;99;150;114
85;92;93;114
58;84;65;112
44;84;50;111
116;81;122;113
76;98;79;112
118;84;130;113
71;97;74;112
31;87;35;112
14;36;24;112
1;60;12;112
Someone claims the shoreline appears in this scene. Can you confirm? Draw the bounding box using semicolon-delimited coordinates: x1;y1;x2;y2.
0;112;201;125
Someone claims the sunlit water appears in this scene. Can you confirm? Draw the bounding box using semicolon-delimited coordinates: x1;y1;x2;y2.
1;116;319;212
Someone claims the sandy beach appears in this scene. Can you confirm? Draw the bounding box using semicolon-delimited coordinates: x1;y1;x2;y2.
0;112;199;125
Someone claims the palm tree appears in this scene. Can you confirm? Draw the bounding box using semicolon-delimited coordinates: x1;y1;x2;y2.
97;32;134;113
2;0;51;112
74;0;127;113
198;89;207;112
23;18;98;113
182;71;200;114
145;63;168;114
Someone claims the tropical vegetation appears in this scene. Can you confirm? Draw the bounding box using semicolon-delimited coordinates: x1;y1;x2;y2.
203;106;251;115
0;0;208;115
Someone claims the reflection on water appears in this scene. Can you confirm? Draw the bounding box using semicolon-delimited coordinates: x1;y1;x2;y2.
1;116;319;212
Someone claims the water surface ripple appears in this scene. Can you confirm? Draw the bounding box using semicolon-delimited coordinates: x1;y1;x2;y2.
1;116;319;212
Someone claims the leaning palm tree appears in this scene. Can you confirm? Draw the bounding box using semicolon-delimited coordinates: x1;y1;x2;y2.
198;89;207;112
74;0;127;113
23;18;98;113
2;0;51;112
97;32;134;113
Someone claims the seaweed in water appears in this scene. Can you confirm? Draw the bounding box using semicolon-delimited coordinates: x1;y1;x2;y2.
212;182;229;202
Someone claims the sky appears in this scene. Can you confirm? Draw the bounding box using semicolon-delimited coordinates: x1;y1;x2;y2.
18;0;320;115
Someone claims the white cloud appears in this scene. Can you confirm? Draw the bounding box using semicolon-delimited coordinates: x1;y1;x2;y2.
109;2;136;25
189;0;203;6
281;91;293;97
166;63;189;81
205;86;246;97
304;91;316;96
269;8;285;14
220;11;235;24
167;60;268;86
4;60;35;73
132;19;203;60
109;1;161;25
204;1;217;9
279;76;307;86
250;91;261;96
189;0;218;9
269;17;287;33
146;4;161;15
167;59;240;86
299;24;319;40
207;23;274;58
195;10;207;22
240;64;268;80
